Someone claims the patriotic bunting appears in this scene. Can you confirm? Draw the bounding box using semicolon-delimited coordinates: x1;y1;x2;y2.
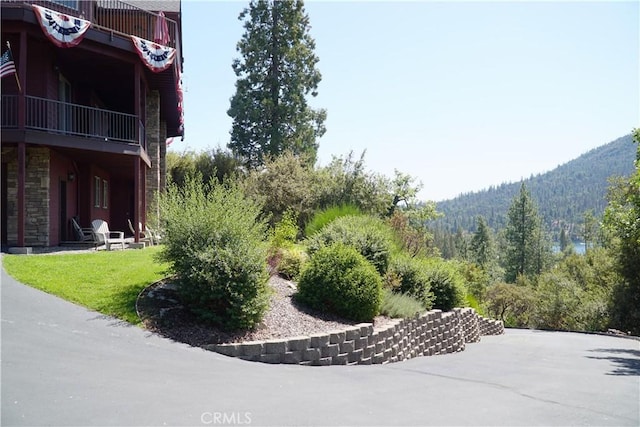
176;68;184;136
32;5;91;48
130;36;176;73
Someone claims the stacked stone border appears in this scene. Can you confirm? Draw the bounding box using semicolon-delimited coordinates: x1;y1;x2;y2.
209;308;504;366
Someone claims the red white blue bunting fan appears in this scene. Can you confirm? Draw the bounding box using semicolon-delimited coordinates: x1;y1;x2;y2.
32;5;91;48
176;68;184;136
131;36;176;73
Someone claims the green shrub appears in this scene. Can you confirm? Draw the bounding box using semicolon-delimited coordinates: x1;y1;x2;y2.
276;246;308;281
380;288;425;318
423;260;466;311
297;244;382;321
159;178;270;331
241;151;317;228
484;282;535;327
304;204;361;237
532;272;584;331
271;209;299;249
385;255;434;309
306;215;394;275
464;293;482;314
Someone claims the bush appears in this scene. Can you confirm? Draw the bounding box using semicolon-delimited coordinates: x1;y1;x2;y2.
159;178;270;331
379;288;425;318
304;204;362;237
423;260;465;311
276;246;308;281
271;209;299;249
306;215;395;275
484;282;535;327
532;274;582;331
241;151;318;228
385;255;434;309
297;244;382;321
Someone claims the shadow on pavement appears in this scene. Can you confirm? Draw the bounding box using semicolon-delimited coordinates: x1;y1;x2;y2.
587;348;640;376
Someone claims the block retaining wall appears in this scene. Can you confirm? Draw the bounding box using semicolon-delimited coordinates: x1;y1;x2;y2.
208;308;503;366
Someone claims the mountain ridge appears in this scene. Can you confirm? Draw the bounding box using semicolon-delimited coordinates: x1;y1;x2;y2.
432;133;637;240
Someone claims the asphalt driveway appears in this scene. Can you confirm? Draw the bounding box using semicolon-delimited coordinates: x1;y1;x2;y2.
2;267;639;426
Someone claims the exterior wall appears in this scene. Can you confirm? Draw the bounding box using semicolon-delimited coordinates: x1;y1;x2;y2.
76;163;92;227
49;150;78;244
89;165;111;223
27;39;55;99
110;175;134;236
211;308;505;366
2;146;51;246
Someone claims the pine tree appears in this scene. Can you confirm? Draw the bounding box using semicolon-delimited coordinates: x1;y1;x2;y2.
470;216;494;268
503;183;547;282
227;0;326;168
582;209;598;252
559;228;570;252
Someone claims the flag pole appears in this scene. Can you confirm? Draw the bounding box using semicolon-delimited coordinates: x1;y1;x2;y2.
7;41;22;93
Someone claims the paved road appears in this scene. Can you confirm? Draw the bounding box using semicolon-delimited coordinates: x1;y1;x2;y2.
2;268;639;427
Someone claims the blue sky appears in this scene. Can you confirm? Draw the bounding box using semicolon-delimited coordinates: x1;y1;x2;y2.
178;0;639;202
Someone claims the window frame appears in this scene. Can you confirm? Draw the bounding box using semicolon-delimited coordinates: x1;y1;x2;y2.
94;176;100;208
102;179;108;209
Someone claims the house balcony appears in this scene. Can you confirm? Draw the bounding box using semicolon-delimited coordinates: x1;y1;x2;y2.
2;0;181;51
1;0;183;138
1;94;146;152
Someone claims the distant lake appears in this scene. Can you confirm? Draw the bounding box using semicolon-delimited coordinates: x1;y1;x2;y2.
553;242;587;255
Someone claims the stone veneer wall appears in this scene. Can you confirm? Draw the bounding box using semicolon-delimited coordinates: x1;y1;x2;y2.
2;147;51;246
210;308;504;366
145;90;160;222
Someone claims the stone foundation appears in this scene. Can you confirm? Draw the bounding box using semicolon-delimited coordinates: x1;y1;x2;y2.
210;307;504;366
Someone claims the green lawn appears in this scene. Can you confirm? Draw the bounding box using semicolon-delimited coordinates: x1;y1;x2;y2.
2;246;170;324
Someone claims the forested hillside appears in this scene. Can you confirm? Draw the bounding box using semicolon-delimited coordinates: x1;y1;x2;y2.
432;134;636;240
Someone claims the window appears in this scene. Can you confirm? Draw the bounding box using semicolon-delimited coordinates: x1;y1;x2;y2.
51;0;79;10
102;180;108;209
94;176;100;208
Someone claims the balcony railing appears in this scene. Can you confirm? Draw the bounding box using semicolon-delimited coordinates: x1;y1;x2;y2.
3;0;180;50
1;95;140;145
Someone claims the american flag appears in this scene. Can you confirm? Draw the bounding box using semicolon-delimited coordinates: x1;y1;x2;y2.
0;48;16;78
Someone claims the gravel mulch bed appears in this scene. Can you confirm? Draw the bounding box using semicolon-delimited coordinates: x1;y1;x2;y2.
137;275;392;348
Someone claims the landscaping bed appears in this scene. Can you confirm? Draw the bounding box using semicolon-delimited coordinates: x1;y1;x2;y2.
137;275;393;348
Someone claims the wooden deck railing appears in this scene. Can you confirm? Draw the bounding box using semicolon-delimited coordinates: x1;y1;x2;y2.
1;95;142;145
2;0;180;50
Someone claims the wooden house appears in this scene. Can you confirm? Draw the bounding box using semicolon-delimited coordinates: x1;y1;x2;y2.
1;0;184;249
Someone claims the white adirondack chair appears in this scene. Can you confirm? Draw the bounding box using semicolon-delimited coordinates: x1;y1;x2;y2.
127;219;153;246
91;219;126;250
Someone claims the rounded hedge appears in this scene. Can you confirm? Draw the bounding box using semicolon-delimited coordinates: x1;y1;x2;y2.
306;215;394;275
297;243;382;322
424;260;465;311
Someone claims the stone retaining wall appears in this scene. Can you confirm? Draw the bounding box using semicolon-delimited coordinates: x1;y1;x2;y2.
210;308;503;366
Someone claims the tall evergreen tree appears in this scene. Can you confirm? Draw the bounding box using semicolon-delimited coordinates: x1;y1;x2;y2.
582;209;598;252
454;227;469;261
470;216;494;269
559;228;570;252
228;0;326;168
503;183;547;282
